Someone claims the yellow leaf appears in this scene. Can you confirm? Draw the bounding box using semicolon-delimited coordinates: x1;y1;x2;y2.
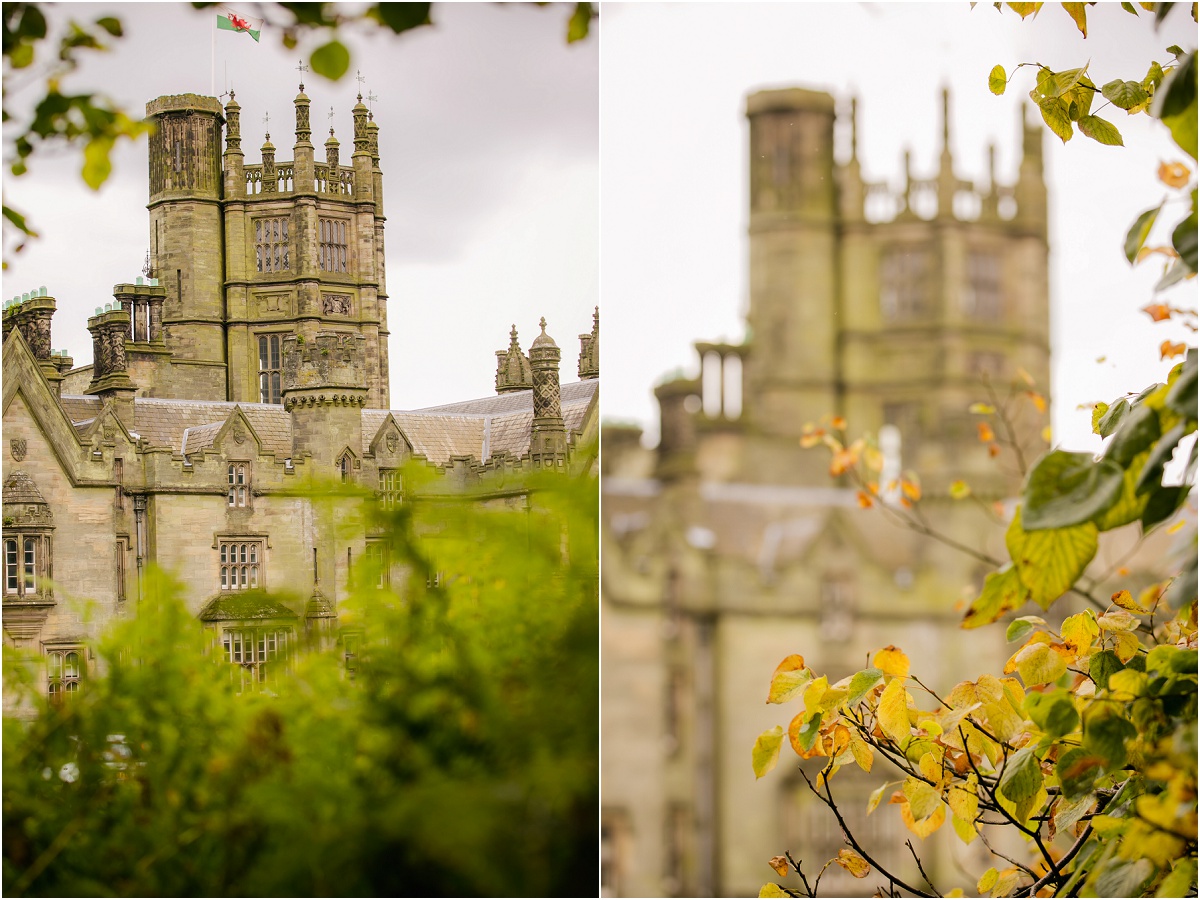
948;776;979;824
899;800;946;838
1014;642;1068;686
978;867;1000;895
866;781;889;815
946;890;966;898
1060;611;1099;658
1041;425;1053;443
1016;365;1035;386
877;677;912;745
952;812;979;845
768;855;790;877
752;725;784;779
1111;589;1152;614
901;476;922;502
969;402;996;414
918;750;942;783
834;848;871;879
1061;1;1087;36
1112;629;1140;663
767;654;810;704
904;776;942;820
992;868;1021;898
1006;507;1098;610
849;733;874;773
1158;160;1192;188
872;645;911;679
1166;520;1185;535
1098;609;1138;632
1025;391;1047;413
803;675;829;713
758;885;791;899
949;479;971;499
1108;668;1147;700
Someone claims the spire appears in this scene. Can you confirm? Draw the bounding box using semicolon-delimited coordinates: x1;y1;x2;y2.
495;324;533;393
325;125;340;170
224;90;241;153
528;318;566;468
849;95;858;161
936;86;956;219
352;88;370;157
294;79;311;146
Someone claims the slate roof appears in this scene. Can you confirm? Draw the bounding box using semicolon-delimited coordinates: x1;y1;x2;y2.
57;378;598;466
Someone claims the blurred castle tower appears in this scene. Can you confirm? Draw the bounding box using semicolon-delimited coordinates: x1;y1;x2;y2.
600;88;1053;897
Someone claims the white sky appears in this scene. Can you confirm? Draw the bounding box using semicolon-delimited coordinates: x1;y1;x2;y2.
601;2;1196;453
3;2;598;410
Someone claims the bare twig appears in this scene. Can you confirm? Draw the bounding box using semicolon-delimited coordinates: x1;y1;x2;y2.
905;839;942;896
785;850;815;898
977;830;1038;879
796;767;934;898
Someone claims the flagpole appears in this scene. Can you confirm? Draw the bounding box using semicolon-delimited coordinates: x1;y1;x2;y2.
211;14;216;96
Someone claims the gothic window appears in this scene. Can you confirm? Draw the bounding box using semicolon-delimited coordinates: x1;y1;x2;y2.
318;218;349;273
365;539;390;588
47;649;81;702
219;540;262;591
221;627;290;691
254;217;290;273
339;454;352;484
4;535;50;599
880;246;932;321
965;250;1003;321
378;469;402;509
258;334;283;404
227;463;250;508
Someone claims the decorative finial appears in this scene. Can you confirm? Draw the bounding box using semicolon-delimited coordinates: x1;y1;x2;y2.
356;69;366;96
850;96;858;159
142;250;152;278
296;59;309;90
328;105;335;134
539;317;547;333
941;86;951;150
367;90;378;112
263;111;270;128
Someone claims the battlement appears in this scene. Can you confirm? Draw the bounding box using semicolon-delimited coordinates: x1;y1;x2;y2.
281;332;369;408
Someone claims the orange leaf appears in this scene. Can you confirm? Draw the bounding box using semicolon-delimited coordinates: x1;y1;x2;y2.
835;848;871;879
1160;340;1187;360
977;422;995;442
769;855;790;877
767;655;811;704
856;490;874;509
873;645;912;679
1026;391;1047;413
1158;161;1191;188
830;415;847;431
988;444;1001;458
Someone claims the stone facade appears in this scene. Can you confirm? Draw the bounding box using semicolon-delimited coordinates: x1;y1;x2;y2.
600;87;1072;897
2;86;598;715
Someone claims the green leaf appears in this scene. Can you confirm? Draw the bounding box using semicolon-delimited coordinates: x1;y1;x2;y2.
1056;746;1104;798
1141;484;1190;532
8;42;34;69
1096;859;1155;899
1041;67;1088;99
752;725;784;779
1095;449;1152;530
1037;97;1074;143
1078;115;1124;146
567;2;593;43
1088;650;1123;690
94;16;123;37
797;711;823;752
1104;402;1161;466
767;655;811;704
1022;450;1125;530
1120;1;1138;12
1144;60;1166;91
1172;210;1197;272
1024;690;1079;737
1124;206;1162;264
1167;45;1186;59
1156;859;1198;898
846;668;884;706
998;746;1042;803
1153;51;1198;159
989;65;1008;95
1082;707;1136;769
1164;349;1197;419
310;40;351;81
2;205;37;238
373;3;432;33
1155;257;1191;291
1006;615;1046;644
1135;424;1187;495
1102;79;1150;110
963;564;1029;628
81;136;114;190
1006;507;1098;610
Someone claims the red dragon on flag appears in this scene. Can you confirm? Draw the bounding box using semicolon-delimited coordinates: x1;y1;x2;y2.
216;5;263;42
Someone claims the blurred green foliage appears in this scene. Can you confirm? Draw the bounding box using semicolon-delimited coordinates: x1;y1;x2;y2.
3;465;598;897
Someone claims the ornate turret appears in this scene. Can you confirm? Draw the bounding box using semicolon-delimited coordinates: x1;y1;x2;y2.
293;80;315;192
578;306;599;379
495;325;533;393
352;90;372;203
260;132;276;193
528;318;567;468
324;127;340;170
223;91;244;199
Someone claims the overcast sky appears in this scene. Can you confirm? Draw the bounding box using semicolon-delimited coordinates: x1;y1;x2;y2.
601;2;1195;454
3;1;598;410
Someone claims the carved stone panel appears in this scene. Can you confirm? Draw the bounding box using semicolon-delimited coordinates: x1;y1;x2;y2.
256;293;291;318
322;294;352;316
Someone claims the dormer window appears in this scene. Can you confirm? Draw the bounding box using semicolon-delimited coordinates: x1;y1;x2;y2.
227;463;250;508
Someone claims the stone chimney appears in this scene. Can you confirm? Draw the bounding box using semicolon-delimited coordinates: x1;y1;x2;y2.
5;289;64;394
86;304;137;424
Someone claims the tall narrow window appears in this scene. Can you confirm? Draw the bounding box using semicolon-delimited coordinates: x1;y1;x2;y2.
115;538;128;603
4;539;18;594
880;246;932;321
254;217;290;273
366;540;390;588
319;218;349;273
258;334;283;404
378;469;402;509
227;463;250;508
339;454;351;483
219;540;262;591
22;539;36;592
47;649;81;701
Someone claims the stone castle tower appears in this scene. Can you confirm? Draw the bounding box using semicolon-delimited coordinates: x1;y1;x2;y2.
601;88;1052;898
670;87;1050;496
110;83;389;407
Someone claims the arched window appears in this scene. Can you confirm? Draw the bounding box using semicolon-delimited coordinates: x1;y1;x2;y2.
339;454;351;484
47;649;81;701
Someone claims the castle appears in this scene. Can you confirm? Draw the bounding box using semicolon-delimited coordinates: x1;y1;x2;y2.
1;86;598;706
599;87;1059;897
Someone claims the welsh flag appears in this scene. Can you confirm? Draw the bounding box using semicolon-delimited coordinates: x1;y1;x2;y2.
216;5;263;42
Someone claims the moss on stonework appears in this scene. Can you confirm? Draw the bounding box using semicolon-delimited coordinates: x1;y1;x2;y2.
198;590;298;622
